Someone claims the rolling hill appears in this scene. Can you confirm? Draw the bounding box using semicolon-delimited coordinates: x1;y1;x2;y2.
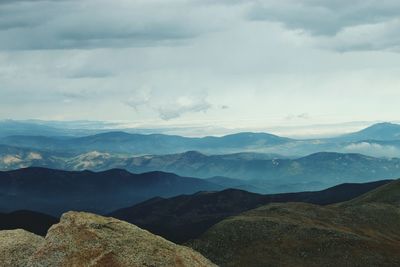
108;179;391;243
189;179;400;267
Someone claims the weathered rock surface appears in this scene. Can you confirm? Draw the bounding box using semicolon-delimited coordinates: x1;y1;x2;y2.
0;229;44;267
0;211;216;267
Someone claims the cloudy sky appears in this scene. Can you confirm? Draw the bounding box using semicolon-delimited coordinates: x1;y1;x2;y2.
1;0;399;136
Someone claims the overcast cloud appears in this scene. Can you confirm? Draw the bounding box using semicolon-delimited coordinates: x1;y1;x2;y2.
0;0;399;135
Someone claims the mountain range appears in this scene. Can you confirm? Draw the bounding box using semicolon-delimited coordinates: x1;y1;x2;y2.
1;122;400;157
0;167;222;216
2;148;400;193
0;131;292;155
1;120;400;266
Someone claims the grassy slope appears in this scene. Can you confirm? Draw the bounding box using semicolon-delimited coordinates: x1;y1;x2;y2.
189;180;400;267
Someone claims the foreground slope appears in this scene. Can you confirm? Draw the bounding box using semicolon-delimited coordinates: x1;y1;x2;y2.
109;179;391;243
190;180;400;267
0;211;216;267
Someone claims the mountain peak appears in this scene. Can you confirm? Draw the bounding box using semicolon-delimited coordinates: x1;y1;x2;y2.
338;122;400;141
180;150;207;159
369;122;397;128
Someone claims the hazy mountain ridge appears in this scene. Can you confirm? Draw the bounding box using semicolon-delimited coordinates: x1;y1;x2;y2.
0;131;292;155
2;148;400;193
0;167;222;216
334;122;400;142
0;210;58;236
2;122;400;157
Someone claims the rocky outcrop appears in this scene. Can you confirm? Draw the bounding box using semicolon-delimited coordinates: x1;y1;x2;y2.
0;229;44;267
0;211;216;267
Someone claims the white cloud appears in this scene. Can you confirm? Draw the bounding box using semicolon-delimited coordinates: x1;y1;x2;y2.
343;142;400;158
285;113;310;121
247;0;400;35
158;94;212;120
125;87;153;111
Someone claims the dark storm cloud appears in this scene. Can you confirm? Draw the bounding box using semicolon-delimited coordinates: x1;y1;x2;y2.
247;0;400;35
0;0;204;50
2;0;399;52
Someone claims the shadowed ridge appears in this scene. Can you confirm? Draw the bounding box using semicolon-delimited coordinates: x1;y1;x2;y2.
338;179;400;207
108;180;392;243
0;210;58;236
0;167;222;216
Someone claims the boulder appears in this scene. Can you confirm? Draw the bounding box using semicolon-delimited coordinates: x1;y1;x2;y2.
0;211;216;267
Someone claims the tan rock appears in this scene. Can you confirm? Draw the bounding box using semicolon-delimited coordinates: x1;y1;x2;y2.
29;211;216;267
0;229;44;267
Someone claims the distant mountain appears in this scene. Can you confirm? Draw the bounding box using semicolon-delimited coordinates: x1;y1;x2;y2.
205;176;265;193
190;179;400;267
2;121;400;157
335;122;400;142
0;135;74;152
0;120;125;138
0;131;293;155
0;167;222;216
0;210;57;236
121;151;400;192
108;179;391;243
0;145;69;171
2;150;400;193
0;120;66;138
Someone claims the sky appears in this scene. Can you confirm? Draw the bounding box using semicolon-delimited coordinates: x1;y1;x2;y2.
0;0;400;137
